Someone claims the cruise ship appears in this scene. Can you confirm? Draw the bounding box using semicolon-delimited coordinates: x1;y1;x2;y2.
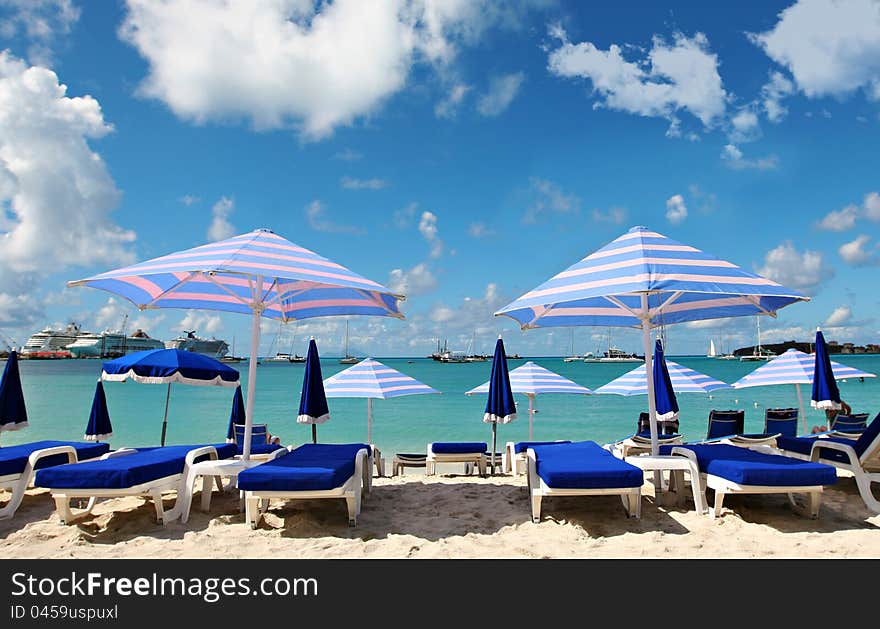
20;323;83;358
165;330;229;358
66;329;165;358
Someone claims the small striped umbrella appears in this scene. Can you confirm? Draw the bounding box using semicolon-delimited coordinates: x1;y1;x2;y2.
0;351;27;435
297;339;330;444
496;225;806;455
69;228;404;460
596;358;730;396
732;347;875;432
466;360;591;440
324;358;439;443
84;381;113;442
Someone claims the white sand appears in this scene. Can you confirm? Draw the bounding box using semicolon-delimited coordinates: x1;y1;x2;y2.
2;468;879;559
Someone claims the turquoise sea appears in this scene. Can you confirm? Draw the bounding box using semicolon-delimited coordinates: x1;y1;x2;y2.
3;355;880;456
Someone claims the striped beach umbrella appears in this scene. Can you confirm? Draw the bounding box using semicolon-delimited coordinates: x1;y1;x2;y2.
595;358;730;396
0;351;27;434
84;381;113;442
466;360;592;440
495;225;806;455
298;339;330;444
812;329;841;411
732;347;874;432
69;228;404;460
323;358;439;443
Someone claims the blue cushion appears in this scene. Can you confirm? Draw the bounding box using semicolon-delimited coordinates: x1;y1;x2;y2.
514;440;571;454
775;435;858;464
431;442;487;454
34;443;236;489
0;441;110;477
237;443;370;492
672;444;836;486
235;442;285;456
531;441;643;489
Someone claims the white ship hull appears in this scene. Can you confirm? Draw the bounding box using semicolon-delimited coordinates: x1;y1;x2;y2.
67;332;164;358
165;333;229;358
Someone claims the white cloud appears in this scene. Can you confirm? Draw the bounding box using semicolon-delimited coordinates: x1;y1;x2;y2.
178;310;222;335
665;194;688;224
434;82;470;119
418;210;443;258
864;191;880;221
688;184;717;213
429;283;507;336
826;304;853;327
760;70;796;122
817;203;859;231
548;28;727;136
0;0;80;65
393;202;418;228
119;0;534;140
750;0;880;101
341;176;387;190
721;144;779;170
468;222;495;237
207;196;236;241
729;108;761;143
387;263;437;296
757;241;833;293
476;72;524;116
592;207;628;224
333;148;362;161
305;200;365;234
179;194;200;206
839;234;879;266
523;177;580;223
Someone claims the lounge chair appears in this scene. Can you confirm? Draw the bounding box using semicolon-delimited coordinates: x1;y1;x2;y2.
526;441;643;522
503;440;571;475
665;443;837;519
230;424;285;459
0;440;111;519
772;411;880;513
391;453;427;476
703;409;786;447
609;432;683;459
827;413;869;437
34;443;236;524
426;442;487;476
637;411;679;436
238;443;372;527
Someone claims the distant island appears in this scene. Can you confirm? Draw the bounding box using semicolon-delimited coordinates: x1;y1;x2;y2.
734;340;880;356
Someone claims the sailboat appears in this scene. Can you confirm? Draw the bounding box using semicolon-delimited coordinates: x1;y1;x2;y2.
563;329;582;362
715;335;737;360
707;339;717;358
465;331;487;362
339;320;358;364
740;317;776;361
288;323;305;363
220;335;245;362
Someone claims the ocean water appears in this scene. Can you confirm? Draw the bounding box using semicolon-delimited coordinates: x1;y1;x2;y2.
3;355;880;456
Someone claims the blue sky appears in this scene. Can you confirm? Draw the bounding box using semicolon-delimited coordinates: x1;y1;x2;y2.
0;0;878;357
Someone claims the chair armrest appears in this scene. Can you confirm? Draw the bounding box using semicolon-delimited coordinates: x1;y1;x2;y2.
266;447;289;461
184;446;218;469
100;448;138;460
27;445;78;469
809;439;861;465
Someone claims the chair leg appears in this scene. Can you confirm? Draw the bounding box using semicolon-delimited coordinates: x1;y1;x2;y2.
530;493;542;523
712;491;725;519
151;490;166;524
0;478;27;520
200;474;213;512
245;496;260;529
854;474;880;513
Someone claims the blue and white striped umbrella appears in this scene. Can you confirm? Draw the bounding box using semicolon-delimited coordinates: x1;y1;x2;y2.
84;381;113;442
595;360;731;396
495;225;806;455
324;358;439;443
812;329;841;411
466;361;591;439
69;228;404;460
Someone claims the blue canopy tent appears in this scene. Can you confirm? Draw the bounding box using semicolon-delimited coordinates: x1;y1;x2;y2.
102;348;240;446
84;381;113;442
297;339;329;444
0;350;27;436
812;328;841;411
495;226;807;456
483;337;517;473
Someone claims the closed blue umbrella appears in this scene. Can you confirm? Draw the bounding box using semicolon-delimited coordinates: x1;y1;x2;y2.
226;385;246;441
484;337;517;473
84;381;113;442
652;340;679;422
812;328;841;411
297;339;330;443
0;350;27;434
495;225;807;455
101;348;240;446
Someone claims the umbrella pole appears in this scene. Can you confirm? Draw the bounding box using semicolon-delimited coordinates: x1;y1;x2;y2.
640;295;662;488
312;424;317;444
795;383;806;433
528;395;535;441
367;398;373;444
160;383;171;446
491;422;497;475
242;275;264;462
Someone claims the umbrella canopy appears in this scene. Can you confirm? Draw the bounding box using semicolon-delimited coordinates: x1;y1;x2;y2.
483;337;517;472
69;228;404;460
297;339;330;444
101;348;239;446
323;358;439;442
595;359;731;396
651;340;679;421
495;225;806;455
0;350;27;433
84;381;113;442
226;385;246;441
466;360;591;440
812;329;842;411
102;348;240;386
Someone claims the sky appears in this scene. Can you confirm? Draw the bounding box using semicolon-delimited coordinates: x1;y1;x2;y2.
0;0;878;358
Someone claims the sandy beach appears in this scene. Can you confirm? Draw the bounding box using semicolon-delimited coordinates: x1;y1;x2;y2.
3;467;879;559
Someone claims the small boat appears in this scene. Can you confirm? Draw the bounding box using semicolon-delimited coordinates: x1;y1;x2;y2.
339;321;359;364
739;318;776;361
